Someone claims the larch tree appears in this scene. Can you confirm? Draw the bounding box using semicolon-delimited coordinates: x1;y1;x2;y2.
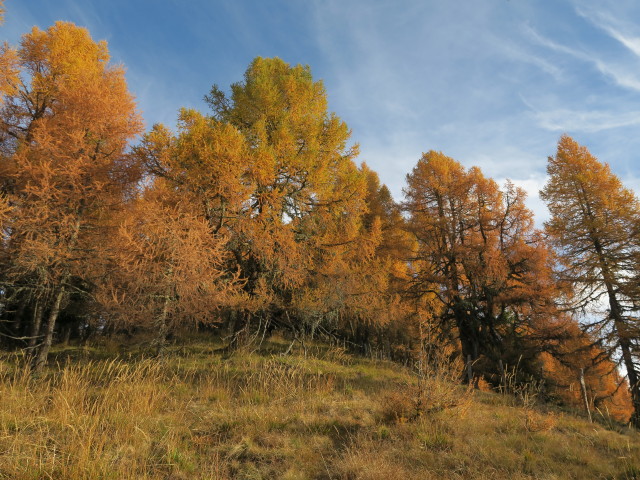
204;57;377;347
358;164;415;358
362;163;412;264
405;151;561;381
138;58;391;353
135;107;267;347
0;22;142;371
99;183;244;354
539;320;633;423
541;134;640;426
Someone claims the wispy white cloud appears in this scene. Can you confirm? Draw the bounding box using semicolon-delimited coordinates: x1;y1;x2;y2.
523;25;581;58
590;58;640;91
531;108;640;132
597;25;640;58
524;24;640;92
575;6;640;58
505;46;564;81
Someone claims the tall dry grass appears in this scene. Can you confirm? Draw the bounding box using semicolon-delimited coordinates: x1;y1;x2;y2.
0;349;353;479
0;343;638;479
0;357;180;479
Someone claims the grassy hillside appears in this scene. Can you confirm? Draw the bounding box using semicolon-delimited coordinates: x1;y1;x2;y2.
0;338;638;479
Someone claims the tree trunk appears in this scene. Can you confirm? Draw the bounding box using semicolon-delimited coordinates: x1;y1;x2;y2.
30;206;83;373
27;300;44;349
11;300;27;343
31;285;65;374
603;269;640;425
499;359;506;394
614;318;640;427
154;295;170;356
579;368;592;423
596;243;640;427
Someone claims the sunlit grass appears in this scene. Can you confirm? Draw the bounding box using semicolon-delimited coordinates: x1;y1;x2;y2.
0;338;638;479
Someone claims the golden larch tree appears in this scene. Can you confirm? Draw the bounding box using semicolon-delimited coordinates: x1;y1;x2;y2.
0;22;142;371
405;151;561;381
99;183;244;354
541;134;640;426
203;57;379;347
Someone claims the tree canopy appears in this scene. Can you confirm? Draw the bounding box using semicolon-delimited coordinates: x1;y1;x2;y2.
0;13;637;425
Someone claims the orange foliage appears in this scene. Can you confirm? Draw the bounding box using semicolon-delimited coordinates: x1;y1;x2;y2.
0;22;142;369
540;320;633;422
404;151;560;377
98;184;244;351
541;135;640;426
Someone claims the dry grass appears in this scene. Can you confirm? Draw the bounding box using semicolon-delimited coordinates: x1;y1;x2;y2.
0;339;639;479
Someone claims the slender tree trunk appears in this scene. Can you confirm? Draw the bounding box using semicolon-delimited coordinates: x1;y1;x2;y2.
604;283;640;425
30;206;84;373
11;300;27;342
154;295;170;356
27;300;44;349
596;241;640;427
31;285;65;374
61;325;72;346
613;316;640;427
579;368;592;423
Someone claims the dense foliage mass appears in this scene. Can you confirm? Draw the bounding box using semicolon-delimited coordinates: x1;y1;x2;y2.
0;15;638;425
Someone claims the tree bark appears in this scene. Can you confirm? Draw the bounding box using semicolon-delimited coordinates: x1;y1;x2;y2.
579;368;592;423
154;295;170;356
27;300;44;349
31;285;65;374
594;238;640;427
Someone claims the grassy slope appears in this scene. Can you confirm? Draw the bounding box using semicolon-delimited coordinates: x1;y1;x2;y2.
0;338;639;479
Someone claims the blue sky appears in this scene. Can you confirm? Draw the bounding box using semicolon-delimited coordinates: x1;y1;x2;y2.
4;0;640;222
